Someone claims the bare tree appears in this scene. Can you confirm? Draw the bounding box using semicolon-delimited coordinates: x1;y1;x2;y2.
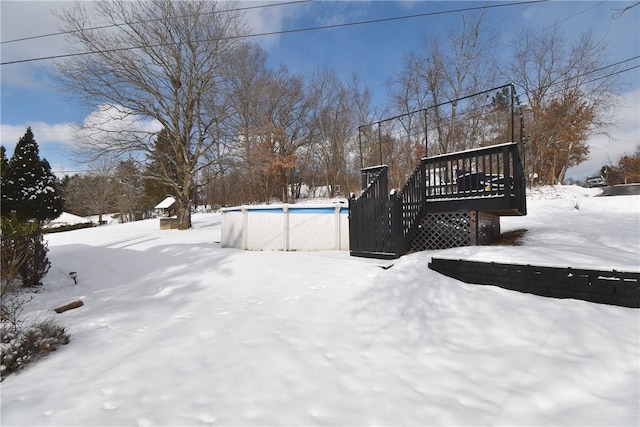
64;156;119;223
216;42;272;204
508;27;620;184
307;69;369;197
389;11;498;158
253;66;312;203
56;0;247;229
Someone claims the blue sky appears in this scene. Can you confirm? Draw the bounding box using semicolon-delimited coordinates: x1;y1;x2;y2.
1;0;639;180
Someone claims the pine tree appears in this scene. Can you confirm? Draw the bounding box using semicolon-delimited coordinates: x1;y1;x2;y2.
144;129;180;204
4;127;63;222
1;146;11;217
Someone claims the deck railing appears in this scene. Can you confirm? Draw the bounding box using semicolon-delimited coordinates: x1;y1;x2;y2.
350;142;527;259
424;142;518;199
349;165;396;258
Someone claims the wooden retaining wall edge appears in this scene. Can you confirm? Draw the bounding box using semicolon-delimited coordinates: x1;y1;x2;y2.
428;258;640;308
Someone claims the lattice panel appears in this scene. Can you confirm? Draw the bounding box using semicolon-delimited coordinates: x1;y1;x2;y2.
410;211;472;251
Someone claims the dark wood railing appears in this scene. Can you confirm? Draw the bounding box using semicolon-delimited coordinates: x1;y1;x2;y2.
350;142;527;259
349;165;396;258
423;142;527;215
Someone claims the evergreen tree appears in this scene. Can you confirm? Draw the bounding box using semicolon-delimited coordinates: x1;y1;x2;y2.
4;128;63;222
144;129;180;203
0;146;8;176
1;146;10;217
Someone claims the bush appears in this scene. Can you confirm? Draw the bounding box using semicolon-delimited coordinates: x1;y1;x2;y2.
1;215;50;288
1;319;70;381
19;229;50;287
1;216;65;382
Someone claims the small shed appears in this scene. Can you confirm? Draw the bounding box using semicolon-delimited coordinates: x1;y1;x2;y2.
154;196;176;217
154;196;179;229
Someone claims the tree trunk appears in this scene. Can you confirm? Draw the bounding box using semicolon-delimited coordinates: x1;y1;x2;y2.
176;203;191;229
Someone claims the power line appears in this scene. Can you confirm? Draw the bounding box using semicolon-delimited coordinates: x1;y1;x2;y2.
612;1;640;19
39;60;640;175
362;56;639;127
515;56;640;105
0;0;311;45
543;1;605;31
1;0;547;66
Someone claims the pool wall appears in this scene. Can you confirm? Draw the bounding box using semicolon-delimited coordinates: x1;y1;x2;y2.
220;204;349;251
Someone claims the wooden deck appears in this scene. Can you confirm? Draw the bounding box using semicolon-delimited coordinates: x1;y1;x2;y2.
349;142;527;259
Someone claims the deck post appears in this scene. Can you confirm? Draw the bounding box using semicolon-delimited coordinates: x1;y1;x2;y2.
391;191;403;257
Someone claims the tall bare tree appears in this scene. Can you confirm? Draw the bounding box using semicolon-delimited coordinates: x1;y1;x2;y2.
389;11;498;159
508;27;619;184
217;42;272;204
56;0;247;228
253;66;311;203
64;156;119;223
307;69;370;197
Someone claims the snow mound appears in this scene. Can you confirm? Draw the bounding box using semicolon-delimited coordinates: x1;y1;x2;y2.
527;184;602;200
46;212;93;227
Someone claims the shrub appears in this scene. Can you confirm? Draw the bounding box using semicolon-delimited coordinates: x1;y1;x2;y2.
1;215;64;382
1;215;50;288
1;319;70;381
19;228;50;287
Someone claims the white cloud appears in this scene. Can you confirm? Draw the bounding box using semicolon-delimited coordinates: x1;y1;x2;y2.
243;0;309;49
0;122;76;149
76;103;162;146
1;105;161;170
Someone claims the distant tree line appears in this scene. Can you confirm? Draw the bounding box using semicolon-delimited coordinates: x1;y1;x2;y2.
600;145;640;185
52;0;630;228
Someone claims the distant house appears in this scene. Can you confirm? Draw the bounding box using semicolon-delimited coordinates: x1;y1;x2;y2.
154;196;176;217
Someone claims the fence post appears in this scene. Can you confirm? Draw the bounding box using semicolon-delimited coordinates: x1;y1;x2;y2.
420;158;427;200
391;191;403;257
241;206;248;250
335;204;342;250
504;145;512;197
283;205;289;251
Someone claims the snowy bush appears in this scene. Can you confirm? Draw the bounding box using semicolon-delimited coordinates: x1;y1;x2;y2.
1;319;69;381
1;216;63;381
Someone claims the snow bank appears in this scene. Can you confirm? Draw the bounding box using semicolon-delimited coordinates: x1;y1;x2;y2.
46;212;92;227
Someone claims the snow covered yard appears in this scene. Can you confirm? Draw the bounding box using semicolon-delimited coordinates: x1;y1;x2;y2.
1;186;638;426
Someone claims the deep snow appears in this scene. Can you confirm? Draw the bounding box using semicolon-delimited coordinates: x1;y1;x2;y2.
1;185;638;426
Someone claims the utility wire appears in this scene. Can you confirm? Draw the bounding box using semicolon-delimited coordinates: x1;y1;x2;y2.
361;56;640;128
0;0;311;45
1;0;547;66
612;1;640;19
43;59;640;175
16;55;640;138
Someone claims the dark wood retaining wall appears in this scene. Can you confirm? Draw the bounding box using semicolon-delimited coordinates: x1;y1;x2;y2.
428;258;640;308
